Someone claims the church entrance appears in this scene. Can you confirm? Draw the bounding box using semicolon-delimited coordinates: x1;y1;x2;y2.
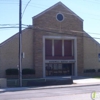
45;63;73;76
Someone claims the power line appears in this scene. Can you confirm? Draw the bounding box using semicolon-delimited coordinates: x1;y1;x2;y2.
0;24;28;26
0;6;100;20
0;1;100;39
83;0;100;4
22;0;32;18
23;4;100;21
0;25;100;35
23;3;100;16
0;1;100;19
1;26;100;41
0;27;26;29
32;27;100;40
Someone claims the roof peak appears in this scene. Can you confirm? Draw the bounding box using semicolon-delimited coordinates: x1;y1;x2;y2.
33;2;83;21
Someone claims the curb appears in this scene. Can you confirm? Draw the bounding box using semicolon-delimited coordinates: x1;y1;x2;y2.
0;83;100;92
25;83;100;90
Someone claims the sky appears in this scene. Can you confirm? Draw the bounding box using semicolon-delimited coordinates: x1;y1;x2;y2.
0;0;100;43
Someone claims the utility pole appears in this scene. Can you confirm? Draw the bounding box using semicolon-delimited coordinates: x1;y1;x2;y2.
19;0;22;87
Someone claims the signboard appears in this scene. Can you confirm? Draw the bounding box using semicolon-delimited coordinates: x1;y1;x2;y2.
45;60;75;63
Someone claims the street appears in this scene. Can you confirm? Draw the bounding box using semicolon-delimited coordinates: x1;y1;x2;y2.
0;85;100;100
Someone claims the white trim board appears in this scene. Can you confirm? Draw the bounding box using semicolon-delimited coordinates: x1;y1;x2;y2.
43;36;77;77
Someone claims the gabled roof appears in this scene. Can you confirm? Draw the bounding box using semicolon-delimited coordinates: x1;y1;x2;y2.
83;31;100;45
0;26;33;47
33;2;83;21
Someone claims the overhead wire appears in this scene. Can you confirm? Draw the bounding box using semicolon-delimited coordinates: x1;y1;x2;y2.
22;0;32;18
0;27;26;29
0;1;100;19
0;26;100;41
0;0;100;41
32;26;100;40
0;22;100;35
0;15;99;36
82;0;100;4
22;3;100;19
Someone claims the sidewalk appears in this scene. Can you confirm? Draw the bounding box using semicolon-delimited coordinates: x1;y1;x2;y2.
0;77;100;92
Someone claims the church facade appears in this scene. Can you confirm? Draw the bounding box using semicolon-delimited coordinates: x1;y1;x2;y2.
0;2;100;78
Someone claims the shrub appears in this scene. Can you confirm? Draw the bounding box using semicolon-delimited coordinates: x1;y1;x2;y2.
22;68;35;75
84;69;96;73
98;69;100;72
6;69;18;75
6;68;35;75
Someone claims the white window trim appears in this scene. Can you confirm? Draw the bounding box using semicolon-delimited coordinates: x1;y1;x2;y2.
72;40;74;56
62;39;64;56
43;36;77;77
56;13;64;22
52;39;54;56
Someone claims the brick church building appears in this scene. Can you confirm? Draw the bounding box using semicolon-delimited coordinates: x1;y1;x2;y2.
0;2;100;78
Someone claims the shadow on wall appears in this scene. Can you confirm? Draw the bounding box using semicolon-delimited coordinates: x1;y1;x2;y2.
83;69;100;77
0;78;7;88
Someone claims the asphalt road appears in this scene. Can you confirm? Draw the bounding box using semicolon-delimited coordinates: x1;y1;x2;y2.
0;85;100;100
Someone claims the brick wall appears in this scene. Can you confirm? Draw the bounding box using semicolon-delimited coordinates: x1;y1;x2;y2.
0;29;34;78
83;33;100;71
33;4;84;77
1;3;96;78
